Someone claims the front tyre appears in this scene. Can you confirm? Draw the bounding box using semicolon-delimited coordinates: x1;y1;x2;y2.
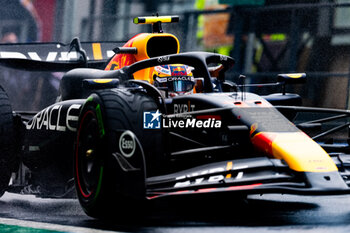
75;89;159;219
75;96;123;219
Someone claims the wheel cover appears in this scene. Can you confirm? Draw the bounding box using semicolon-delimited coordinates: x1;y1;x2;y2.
75;110;103;199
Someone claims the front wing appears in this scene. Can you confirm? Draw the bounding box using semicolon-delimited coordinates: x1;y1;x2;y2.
146;154;350;200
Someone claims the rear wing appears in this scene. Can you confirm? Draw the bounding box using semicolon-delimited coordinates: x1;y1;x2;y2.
0;37;124;71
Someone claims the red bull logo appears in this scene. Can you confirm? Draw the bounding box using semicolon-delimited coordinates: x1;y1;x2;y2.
171;66;186;76
173;67;185;72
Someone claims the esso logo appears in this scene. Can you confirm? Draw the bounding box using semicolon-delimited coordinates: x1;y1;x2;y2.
119;131;136;158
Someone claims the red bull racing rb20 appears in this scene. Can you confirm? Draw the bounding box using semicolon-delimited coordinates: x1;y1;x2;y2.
0;16;349;219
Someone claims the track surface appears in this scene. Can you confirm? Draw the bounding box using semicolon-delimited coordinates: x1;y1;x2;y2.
1;192;350;232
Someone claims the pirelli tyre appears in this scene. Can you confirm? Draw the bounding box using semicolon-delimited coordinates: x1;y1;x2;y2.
0;85;16;197
74;88;162;219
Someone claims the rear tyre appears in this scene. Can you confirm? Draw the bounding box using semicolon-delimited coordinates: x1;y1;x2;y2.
75;89;161;219
0;86;16;197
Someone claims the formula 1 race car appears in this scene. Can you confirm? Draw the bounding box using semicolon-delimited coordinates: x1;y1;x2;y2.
1;16;350;219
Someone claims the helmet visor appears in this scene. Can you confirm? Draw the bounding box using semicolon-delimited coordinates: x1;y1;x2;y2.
156;76;194;93
168;80;194;93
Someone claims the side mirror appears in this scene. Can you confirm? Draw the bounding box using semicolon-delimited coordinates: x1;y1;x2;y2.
222;80;239;92
277;73;306;95
277;73;306;84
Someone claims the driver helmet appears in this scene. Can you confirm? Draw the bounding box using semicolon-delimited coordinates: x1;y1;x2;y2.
152;64;195;97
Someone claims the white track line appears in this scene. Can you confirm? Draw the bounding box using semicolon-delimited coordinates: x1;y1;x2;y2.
0;217;120;233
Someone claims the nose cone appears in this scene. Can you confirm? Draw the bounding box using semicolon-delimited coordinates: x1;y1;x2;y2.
251;132;338;173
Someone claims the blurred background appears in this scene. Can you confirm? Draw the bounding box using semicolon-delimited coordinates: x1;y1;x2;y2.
1;0;350;110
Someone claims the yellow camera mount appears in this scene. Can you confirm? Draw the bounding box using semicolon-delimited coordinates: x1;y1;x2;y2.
133;15;179;33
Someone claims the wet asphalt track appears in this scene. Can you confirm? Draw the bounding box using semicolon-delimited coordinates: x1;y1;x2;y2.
2;192;350;232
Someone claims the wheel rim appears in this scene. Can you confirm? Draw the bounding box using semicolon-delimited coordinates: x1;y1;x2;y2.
76;110;103;199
